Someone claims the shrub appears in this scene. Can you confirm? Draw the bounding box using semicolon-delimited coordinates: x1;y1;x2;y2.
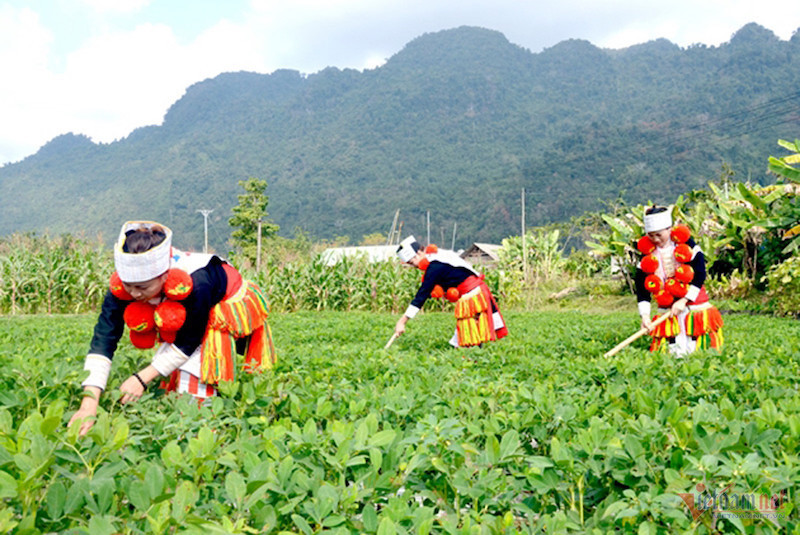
765;255;800;316
705;269;754;300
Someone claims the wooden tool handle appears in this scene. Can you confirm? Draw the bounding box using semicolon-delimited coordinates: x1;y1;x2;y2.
603;312;671;358
384;333;399;350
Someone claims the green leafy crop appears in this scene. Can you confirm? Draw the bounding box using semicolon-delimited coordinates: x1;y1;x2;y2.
0;311;798;533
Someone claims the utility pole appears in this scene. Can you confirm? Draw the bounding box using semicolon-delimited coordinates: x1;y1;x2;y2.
426;211;430;245
451;222;457;250
197;209;213;253
256;218;263;272
386;209;400;246
521;189;527;284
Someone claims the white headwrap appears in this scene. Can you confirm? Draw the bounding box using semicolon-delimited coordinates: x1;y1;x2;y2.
114;221;173;282
643;207;673;233
396;235;420;263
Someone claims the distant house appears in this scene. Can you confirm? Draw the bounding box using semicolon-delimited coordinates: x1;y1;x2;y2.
461;243;502;268
319;245;398;266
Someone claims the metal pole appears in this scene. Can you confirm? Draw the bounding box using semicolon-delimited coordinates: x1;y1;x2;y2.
427;211;430;245
256;218;263;272
522;189;527;284
197;209;213;253
451;222;457;250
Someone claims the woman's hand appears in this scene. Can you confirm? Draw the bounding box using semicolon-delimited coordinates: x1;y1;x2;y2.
68;387;101;436
671;297;688;317
394;316;408;337
119;375;147;405
119;365;160;405
640;316;653;332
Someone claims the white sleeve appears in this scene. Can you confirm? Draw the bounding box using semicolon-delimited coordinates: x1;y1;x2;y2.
82;354;112;391
151;343;191;376
637;301;651;318
404;304;420;319
686;285;701;302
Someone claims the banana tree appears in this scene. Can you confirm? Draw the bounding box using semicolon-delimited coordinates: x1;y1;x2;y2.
766;139;800;254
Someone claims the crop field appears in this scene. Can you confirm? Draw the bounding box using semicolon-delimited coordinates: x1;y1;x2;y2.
0;310;798;534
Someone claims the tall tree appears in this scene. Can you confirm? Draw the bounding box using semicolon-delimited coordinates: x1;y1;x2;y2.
228;178;279;260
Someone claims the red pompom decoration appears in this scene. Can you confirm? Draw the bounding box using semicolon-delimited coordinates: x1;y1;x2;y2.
445;288;460;303
670;224;691;244
109;271;133;300
665;278;688;298
654;289;674;308
418;258;430;271
637;236;656;255
155;301;186;332
129;329;157;349
123;301;155;333
674;244;693;264
674;264;694;283
431;285;445;299
163;269;193;300
644;274;662;294
640;254;659;274
160;330;177;344
425;244;438;254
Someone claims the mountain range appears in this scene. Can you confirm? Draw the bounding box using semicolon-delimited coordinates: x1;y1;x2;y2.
1;23;798;251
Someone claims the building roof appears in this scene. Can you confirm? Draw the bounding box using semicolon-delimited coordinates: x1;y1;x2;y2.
461;243;502;261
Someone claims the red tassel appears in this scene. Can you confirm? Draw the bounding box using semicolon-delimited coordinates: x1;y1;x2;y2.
109;272;133;300
637;236;656;254
163;269;193;300
644;274;662;293
155;300;186;332
160;330;177;344
670;225;691;243
665;278;688;298
123;301;156;332
655;289;674;308
674;264;694;283
641;255;659;274
674;244;693;263
130;329;157;349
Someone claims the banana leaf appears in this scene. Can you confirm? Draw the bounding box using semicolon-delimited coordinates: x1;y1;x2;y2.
600;215;632;236
736;182;767;212
768;157;800;183
777;139;800;152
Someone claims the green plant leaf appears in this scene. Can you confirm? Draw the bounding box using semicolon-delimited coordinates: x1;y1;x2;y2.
0;470;17;499
368;429;396;448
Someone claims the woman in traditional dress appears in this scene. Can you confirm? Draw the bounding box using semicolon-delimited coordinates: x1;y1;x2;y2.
393;236;507;347
635;206;723;355
68;221;276;435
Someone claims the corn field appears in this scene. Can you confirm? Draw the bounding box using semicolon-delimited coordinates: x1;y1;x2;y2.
253;256;424;313
0;234;513;315
0;233;111;315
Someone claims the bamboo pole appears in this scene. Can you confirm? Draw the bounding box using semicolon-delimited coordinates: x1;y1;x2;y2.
384;333;399;350
603;312;671;358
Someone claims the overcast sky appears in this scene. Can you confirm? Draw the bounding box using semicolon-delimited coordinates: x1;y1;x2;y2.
1;0;798;165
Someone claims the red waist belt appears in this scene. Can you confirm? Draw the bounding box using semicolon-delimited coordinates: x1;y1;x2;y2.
692;286;710;305
457;274;485;295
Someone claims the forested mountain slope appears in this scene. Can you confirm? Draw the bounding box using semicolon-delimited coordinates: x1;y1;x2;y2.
1;23;798;250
